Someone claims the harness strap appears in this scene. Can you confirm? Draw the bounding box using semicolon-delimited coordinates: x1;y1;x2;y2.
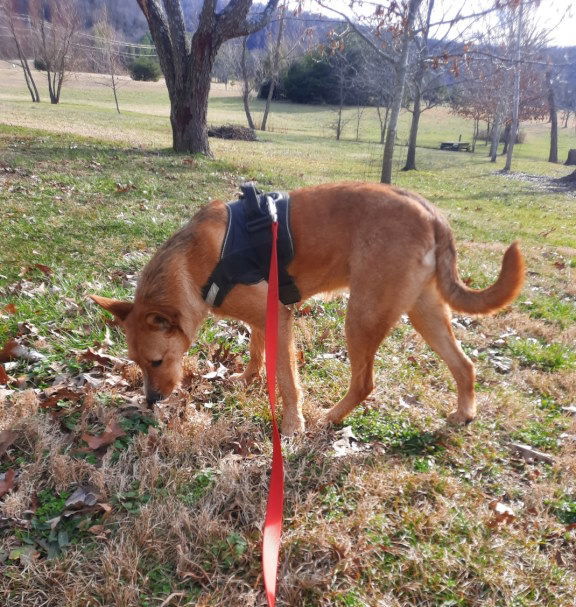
201;184;301;308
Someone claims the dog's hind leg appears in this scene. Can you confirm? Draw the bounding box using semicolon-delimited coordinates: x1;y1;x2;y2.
323;296;404;425
408;284;476;425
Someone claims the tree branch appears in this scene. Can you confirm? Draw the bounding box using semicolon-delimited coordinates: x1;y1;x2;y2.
216;0;281;39
135;0;175;86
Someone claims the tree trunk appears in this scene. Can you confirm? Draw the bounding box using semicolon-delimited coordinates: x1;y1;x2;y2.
503;1;524;172
336;104;343;140
241;38;256;130
489;106;503;162
565;149;576;165
502;123;511;155
547;70;558;163
403;88;421;171
471;118;479;153
22;58;41;103
170;41;216;155
15;47;40;102
260;1;286;131
381;0;423;184
376;104;389;144
47;69;59;104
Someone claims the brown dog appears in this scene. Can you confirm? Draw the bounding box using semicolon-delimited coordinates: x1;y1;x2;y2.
90;182;524;434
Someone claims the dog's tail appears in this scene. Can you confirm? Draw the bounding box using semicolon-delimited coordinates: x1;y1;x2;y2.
433;216;525;315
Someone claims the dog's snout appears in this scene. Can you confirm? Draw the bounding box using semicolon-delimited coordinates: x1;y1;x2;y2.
146;389;164;407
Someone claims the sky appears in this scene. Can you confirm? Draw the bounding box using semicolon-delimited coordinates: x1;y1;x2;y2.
297;0;575;47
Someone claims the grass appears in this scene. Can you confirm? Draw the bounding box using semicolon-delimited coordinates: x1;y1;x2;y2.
1;67;576;606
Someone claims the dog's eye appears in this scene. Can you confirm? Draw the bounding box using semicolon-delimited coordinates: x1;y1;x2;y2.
151;360;163;368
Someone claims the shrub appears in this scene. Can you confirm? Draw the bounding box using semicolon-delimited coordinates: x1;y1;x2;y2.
129;57;162;82
34;58;47;71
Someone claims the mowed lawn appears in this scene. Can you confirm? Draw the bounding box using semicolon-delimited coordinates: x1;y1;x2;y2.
1;65;576;607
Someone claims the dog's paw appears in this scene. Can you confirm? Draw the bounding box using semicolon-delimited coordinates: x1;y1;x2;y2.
318;411;339;428
229;370;260;386
281;414;305;436
447;410;476;426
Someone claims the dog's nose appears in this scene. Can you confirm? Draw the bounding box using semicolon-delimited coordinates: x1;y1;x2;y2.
146;389;164;407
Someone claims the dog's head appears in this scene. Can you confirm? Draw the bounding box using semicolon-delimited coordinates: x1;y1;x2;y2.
89;295;191;406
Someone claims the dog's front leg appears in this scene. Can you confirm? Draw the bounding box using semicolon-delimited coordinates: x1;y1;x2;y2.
230;327;264;385
277;305;304;436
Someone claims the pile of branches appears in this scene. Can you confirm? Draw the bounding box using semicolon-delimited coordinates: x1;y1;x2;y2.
207;124;257;141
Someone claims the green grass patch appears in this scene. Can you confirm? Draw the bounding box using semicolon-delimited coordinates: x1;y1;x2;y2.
507;338;576;371
521;295;576;328
347;408;442;455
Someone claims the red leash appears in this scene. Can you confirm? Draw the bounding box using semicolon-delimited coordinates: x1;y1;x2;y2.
262;220;284;607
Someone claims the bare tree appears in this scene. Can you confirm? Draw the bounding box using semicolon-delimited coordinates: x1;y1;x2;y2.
0;0;40;102
240;37;258;129
315;0;423;183
546;67;559;163
135;0;280;156
29;0;80;104
260;0;287;131
402;0;436;171
502;1;525;172
93;6;124;114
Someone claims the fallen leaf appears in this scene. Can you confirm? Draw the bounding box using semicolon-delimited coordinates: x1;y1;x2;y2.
0;469;16;498
79;347;126;368
201;362;228;380
34;263;53;276
65;486;99;509
8;545;39;564
0;430;18;458
87;524;108;536
0;337;45;363
115;182;135;193
41;385;83;409
82;421;126;450
487;500;516;526
553;261;566;270
0;365;8;385
2;303;16;315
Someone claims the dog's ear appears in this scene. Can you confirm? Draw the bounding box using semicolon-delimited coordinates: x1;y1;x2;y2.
145;309;179;333
89;295;133;322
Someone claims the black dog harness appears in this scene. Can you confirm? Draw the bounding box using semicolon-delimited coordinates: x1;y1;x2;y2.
201;183;301;308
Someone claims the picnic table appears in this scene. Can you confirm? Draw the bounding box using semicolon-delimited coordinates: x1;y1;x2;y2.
440;141;470;151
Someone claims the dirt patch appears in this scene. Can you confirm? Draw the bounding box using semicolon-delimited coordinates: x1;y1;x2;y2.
499;170;576;196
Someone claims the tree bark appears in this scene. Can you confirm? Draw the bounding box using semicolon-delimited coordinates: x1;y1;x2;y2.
547;70;558;163
503;1;524;172
401;0;433;173
381;0;423;184
489;104;503;162
502;123;511;156
565;149;576;166
260;0;286;131
402;88;421;171
241;37;256;130
376;105;389;144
